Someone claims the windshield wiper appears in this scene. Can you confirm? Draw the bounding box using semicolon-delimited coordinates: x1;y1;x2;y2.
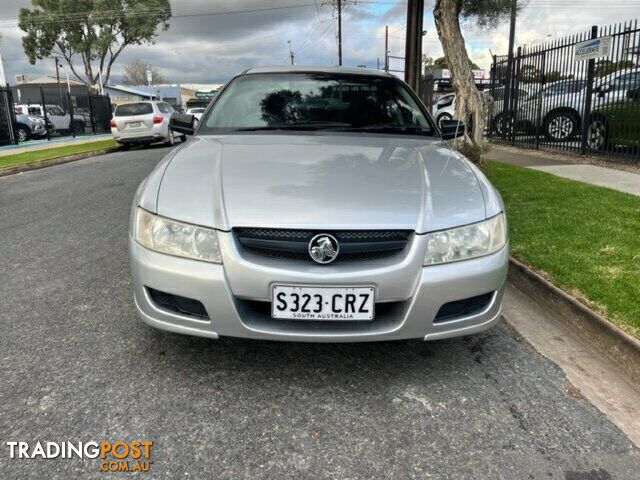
335;123;431;134
235;121;352;132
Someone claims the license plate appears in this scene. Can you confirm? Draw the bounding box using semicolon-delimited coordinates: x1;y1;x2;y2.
272;285;375;321
127;121;142;128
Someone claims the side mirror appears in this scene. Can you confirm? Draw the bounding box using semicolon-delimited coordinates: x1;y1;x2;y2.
440;119;465;140
169;114;196;136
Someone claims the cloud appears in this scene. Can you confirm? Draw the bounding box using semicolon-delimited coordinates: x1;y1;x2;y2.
0;0;638;85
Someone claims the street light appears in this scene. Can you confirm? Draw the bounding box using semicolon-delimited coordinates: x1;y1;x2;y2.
287;40;295;66
58;63;71;94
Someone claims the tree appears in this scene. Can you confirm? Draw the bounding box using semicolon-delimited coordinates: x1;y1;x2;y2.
423;55;480;71
594;59;634;78
433;0;522;162
19;0;171;88
518;64;541;83
122;60;166;85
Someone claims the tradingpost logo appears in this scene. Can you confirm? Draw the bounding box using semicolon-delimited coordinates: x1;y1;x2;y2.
6;440;153;473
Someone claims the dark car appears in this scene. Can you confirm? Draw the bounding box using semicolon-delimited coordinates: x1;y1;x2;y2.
587;87;640;151
13;113;48;142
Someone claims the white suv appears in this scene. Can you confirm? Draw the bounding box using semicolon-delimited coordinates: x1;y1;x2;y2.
110;101;184;148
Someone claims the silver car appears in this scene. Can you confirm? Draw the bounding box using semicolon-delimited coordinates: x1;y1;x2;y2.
111;101;183;147
129;66;508;342
515;69;640;141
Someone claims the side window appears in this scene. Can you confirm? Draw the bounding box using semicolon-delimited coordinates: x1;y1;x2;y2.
612;73;640;91
46;106;64;115
157;103;172;114
626;73;640;90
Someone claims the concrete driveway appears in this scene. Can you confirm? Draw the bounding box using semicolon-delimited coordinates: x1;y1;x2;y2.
1;146;638;479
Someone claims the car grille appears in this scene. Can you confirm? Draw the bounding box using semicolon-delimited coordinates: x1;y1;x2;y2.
234;228;412;263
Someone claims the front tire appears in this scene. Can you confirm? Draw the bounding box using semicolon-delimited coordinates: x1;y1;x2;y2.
16;126;29;142
493;112;514;137
544;110;578;141
587;116;609;151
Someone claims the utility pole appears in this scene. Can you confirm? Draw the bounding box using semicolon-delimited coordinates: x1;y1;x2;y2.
0;51;6;87
384;25;389;72
337;0;342;66
404;0;424;93
501;0;517;140
287;40;295;66
59;64;71;94
54;57;63;106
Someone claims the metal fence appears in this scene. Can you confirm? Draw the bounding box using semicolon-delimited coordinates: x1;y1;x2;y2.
3;84;113;145
0;87;18;146
488;19;640;159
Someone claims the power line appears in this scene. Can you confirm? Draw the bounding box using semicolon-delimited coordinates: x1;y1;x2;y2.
0;3;319;27
0;0;409;27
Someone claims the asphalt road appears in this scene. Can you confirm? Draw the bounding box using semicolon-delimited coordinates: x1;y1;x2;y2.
1;146;639;479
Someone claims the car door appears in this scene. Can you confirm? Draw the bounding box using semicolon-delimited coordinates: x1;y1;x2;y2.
606;87;640;146
45;105;70;132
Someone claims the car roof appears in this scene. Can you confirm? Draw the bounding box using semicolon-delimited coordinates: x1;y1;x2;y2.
115;101;159;106
242;65;393;78
601;67;640;82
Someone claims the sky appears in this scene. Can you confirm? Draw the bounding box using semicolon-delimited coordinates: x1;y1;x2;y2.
0;0;638;86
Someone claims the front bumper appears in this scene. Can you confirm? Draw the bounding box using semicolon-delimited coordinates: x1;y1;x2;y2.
130;231;508;342
31;124;46;135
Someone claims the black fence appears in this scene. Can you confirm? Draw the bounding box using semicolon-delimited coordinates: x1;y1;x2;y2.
488;19;640;159
3;84;113;145
0;87;18;146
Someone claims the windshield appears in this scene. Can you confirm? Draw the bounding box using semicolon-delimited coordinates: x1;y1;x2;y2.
200;72;435;135
115;103;153;116
544;80;586;96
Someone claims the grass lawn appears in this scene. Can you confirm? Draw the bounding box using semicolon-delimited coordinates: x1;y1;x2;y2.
484;160;640;338
0;138;117;171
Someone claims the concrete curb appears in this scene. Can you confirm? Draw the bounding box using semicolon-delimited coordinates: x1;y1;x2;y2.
0;146;120;178
508;257;640;384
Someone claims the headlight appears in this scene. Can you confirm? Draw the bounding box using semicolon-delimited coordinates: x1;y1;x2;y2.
424;213;506;266
134;208;222;263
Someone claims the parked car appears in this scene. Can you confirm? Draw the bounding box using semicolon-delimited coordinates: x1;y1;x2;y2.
431;93;455;128
185;107;206;126
130;66;508;342
14;104;86;135
515;69;640;141
431;87;530;133
587;86;640;151
13;113;48;142
110;101;185;148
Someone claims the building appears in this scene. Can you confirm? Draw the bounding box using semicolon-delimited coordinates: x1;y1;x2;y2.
12;75;87;105
124;85;184;108
102;84;155;105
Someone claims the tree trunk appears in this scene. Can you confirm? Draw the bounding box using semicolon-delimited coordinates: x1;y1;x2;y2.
433;0;490;162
